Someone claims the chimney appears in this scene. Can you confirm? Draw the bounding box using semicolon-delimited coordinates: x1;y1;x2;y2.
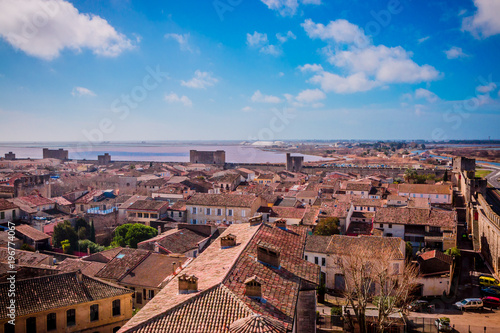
257;241;280;268
220;234;237;248
76;270;83;283
178;274;198;294
157;225;162;234
154;242;160;253
244;276;262;298
275;219;287;230
249;215;263;226
172;262;177;273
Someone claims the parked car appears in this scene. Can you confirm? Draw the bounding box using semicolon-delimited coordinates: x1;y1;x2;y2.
435;317;452;332
479;276;500;287
482;297;500;309
482;286;500;297
453;298;483;311
408;300;435;313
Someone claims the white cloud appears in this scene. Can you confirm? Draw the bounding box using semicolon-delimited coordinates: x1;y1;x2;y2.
0;0;134;60
164;33;196;53
247;30;295;56
71;86;96;97
246;31;268;47
164;92;192;107
458;9;467;16
309;72;378;94
276;31;296;43
418;36;430;43
329;45;440;84
295;88;326;103
415;88;439;103
462;0;500;38
477;82;497;93
302;18;369;47
181;70;218;89
278;72;285;77
260;0;321;17
444;46;468;59
251;90;281;103
297;63;323;72
241;106;253;112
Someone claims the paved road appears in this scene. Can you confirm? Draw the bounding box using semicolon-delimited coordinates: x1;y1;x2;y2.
479;164;500;189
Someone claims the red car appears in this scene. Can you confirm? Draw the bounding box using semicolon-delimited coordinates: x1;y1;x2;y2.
482;296;500;309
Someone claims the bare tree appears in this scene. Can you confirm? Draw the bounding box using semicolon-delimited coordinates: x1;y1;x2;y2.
337;245;418;333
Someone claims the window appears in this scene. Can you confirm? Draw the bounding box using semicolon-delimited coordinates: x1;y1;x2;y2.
150;213;158;219
80;205;84;211
90;304;99;322
420;194;423;198
429;226;440;233
26;317;37;333
217;208;222;216
144;213;149;218
192;207;197;214
112;299;121;316
228;209;233;216
305;255;308;261
191;219;197;224
242;210;246;217
321;257;326;267
388;224;392;228
386;233;393;237
137;212;143;218
314;257;319;265
148;290;155;299
379;223;383;228
0;212;4;219
67;309;76;326
178;212;182;217
47;313;56;331
206;208;211;215
4;323;14;333
436;194;439;198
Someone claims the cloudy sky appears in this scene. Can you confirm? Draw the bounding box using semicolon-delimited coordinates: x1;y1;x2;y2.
0;0;499;142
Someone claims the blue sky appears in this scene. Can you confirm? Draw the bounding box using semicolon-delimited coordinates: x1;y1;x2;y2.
0;0;499;142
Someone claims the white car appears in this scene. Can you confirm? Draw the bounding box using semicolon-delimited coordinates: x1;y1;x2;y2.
453;298;483;311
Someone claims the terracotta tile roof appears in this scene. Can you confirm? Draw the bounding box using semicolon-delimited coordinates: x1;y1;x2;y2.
15;224;51;241
120;223;259;332
346;182;372;192
187;193;259;208
223;225;320;329
0;271;132;319
351;198;383;207
0;248;51;266
120;253;187;288
305;235;332;253
16;194;54;207
129;284;253;333
83;247;124;263
95;248;150;280
418;250;452;264
398;184;452;195
74;190;104;204
57;258;106;277
169;200;186;211
0;198;18;211
127;200;169;211
302;206;320;225
265;206;306;219
51;196;72;206
374;207;456;228
319;201;350;219
229;314;286;333
137;228;207;254
325;235;404;259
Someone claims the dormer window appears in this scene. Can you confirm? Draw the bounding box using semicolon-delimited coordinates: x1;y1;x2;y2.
257;241;280;268
244;276;262;299
220;234;237;248
178;274;198;294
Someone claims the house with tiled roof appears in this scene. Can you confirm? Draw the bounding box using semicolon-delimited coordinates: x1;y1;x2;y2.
415;250;453;297
0;248;53;267
345;181;372;198
398;183;452;204
137;227;210;258
304;235;405;292
0;198;19;225
118;222;320;333
257;206;306;225
186;193;263;225
0;271;133;333
374;207;457;252
14;224;51;250
125;200;169;226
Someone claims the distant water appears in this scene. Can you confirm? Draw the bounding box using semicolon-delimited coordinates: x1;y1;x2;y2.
0;142;327;163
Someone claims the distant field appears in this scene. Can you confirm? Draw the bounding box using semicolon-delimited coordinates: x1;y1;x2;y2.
476;169;492;178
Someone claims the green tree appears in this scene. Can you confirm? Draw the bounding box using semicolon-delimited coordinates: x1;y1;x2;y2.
112;223;158;248
20;243;35;252
89;220;96;243
61;239;71;254
78;239;105;254
314;217;340;236
444;247;461;257
404;168;418;183
77;227;87;240
53;221;79;250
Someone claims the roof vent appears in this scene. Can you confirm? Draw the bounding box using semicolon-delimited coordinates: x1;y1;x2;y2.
220;234;237;248
178;274;198;294
257;241;280;269
275;219;287;230
244;275;262;299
